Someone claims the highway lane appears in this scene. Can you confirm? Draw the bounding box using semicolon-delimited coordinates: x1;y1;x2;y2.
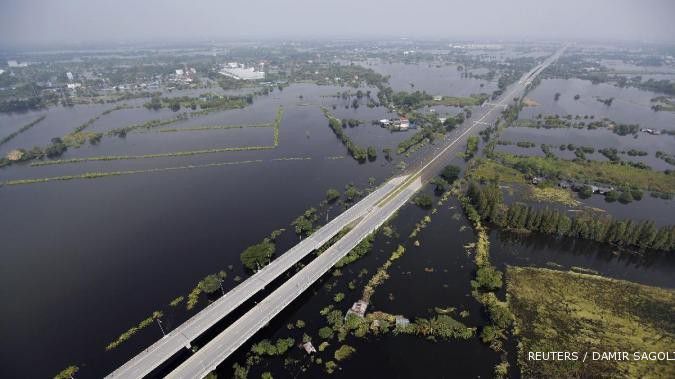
105;175;407;378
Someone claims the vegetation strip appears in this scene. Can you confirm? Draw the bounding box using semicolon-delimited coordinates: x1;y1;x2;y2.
4;160;263;186
154;122;273;133
0;115;46;147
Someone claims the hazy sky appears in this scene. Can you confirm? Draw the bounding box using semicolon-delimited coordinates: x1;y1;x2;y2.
1;0;674;47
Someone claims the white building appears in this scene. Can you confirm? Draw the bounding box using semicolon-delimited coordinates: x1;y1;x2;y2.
7;60;28;67
66;83;82;89
219;64;264;80
66;72;74;81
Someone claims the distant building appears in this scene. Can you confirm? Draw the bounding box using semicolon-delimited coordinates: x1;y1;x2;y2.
433;95;443;101
66;72;74;81
66;83;81;89
640;128;661;135
7;60;28;68
175;69;184;76
399;117;410;130
219;63;264;80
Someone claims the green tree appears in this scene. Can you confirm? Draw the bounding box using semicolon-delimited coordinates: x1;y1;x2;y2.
334;345;356;361
471;266;503;291
618;191;634;204
430;176;449;193
413;194;433;209
367;146;377;160
605;190;620;202
318;326;334;339
198;274;222;294
382;147;392;161
440;164;461;182
578;185;593;199
240;239;276;271
326;188;340;202
344;184;361;202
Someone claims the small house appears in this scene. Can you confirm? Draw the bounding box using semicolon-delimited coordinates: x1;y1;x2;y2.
346;300;368;318
395;315;410;327
302;341;316;354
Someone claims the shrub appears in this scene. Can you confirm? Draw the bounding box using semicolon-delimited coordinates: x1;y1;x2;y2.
334;345;356;361
413;194;433;209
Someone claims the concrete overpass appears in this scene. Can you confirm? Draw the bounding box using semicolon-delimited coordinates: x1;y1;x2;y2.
107;45;566;379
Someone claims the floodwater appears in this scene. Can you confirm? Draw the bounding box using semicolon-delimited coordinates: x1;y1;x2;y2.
0;62;673;378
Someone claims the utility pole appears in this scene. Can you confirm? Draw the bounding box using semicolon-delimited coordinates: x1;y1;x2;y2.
219;279;225;296
156;318;166;337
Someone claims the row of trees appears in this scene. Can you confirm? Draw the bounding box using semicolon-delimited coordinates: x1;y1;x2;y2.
323;110;372;162
467;182;674;252
0;136;69;168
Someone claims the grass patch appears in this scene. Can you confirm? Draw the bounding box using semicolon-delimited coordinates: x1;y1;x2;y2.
423;93;488;107
467;158;527;185
507;267;675;378
528;186;580;207
496;152;675;193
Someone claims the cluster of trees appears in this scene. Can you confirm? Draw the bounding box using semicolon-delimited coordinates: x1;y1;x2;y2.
197;272;226;294
612;123;640;136
467;182;674;252
397;129;432;154
637;78;675;96
390;90;432;111
656;151;675;166
0;96;46;113
143;94;250;112
413;194;433;209
465;136;479;160
325;112;369;161
341;118;361;127
240;239;276;271
399;314;475;340
292;208;318;237
0;136;69;168
325;188;341;202
344;184;361;202
250;338;295;356
443;113;465;130
335;234;374;267
430;165;461;193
